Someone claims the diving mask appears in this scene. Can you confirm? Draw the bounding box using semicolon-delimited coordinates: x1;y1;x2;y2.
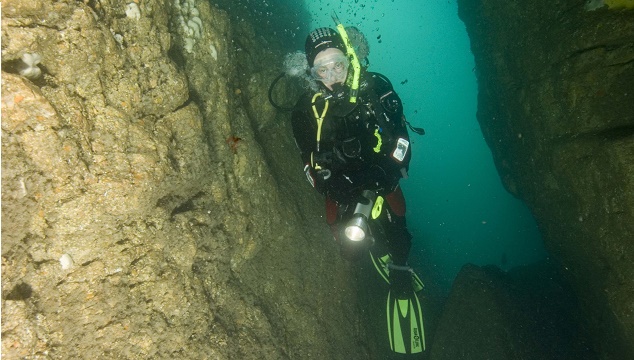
310;53;349;87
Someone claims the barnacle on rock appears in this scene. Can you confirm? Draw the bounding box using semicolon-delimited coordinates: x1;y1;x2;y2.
19;53;42;79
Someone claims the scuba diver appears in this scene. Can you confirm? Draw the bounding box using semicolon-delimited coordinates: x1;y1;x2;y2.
269;16;426;354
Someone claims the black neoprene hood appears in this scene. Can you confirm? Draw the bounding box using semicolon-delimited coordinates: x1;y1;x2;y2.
305;27;347;67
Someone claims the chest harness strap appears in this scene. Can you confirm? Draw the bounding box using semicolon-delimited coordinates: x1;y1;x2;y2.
311;92;330;169
311;93;329;153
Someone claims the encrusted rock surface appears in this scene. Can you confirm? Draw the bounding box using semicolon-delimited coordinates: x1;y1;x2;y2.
430;263;595;360
457;1;634;358
1;0;367;358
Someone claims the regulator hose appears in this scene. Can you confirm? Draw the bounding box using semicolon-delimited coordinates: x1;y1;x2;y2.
268;72;295;112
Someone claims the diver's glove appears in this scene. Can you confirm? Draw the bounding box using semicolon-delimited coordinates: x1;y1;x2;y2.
304;164;331;194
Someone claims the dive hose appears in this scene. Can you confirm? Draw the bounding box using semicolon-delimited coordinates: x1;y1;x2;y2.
268;72;295;112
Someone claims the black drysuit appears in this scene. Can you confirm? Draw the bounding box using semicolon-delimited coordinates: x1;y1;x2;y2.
291;71;414;265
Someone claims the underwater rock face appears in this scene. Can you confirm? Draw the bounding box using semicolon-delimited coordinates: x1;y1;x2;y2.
430;263;595;360
457;0;634;358
1;0;366;359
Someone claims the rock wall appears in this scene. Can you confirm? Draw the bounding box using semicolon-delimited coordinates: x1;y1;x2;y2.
456;1;634;359
430;263;594;360
1;0;369;358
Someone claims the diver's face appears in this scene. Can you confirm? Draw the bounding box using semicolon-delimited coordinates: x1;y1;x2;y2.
311;48;349;90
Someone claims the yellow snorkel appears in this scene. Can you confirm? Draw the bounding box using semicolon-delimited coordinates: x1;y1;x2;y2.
332;12;361;103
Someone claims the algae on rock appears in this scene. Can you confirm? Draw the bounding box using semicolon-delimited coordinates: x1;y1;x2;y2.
1;0;367;359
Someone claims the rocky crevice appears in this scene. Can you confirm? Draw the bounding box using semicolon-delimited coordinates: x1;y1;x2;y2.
457;1;634;358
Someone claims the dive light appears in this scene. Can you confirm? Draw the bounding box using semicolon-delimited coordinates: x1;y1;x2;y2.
344;190;377;242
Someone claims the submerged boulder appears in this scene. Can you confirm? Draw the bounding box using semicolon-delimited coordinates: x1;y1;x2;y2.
430;263;595;360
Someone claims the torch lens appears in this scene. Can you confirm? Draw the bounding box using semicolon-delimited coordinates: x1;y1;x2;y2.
344;225;366;242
